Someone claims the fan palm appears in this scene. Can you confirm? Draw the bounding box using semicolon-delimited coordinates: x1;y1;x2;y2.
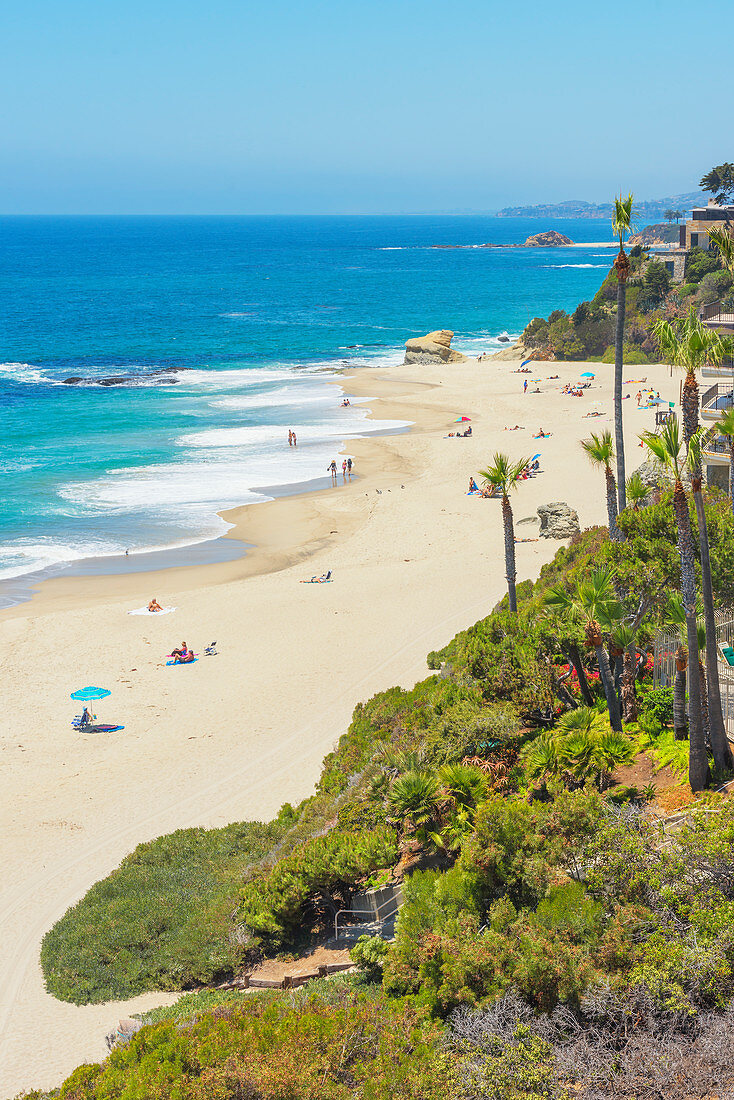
706;226;734;278
479;452;529;613
580;430;623;541
611;621;639;723
612;192;636;511
625;472;648;510
687;432;732;770
387;770;440;833
642;420;709;789
545;567;623;732
667;593;691;742
651;308;724;452
436;763;487;812
716;406;734;519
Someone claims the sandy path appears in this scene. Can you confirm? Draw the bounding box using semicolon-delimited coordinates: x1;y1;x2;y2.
0;358;678;1096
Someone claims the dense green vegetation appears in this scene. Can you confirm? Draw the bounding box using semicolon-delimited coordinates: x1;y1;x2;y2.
25;170;734;1098
521;240;733;362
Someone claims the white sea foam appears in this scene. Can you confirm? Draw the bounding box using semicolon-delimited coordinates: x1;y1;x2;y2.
544;264;607;269
0;362;57;385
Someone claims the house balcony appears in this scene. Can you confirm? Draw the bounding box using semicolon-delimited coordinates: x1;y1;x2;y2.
700;300;734;332
700;382;734;422
701;426;731;467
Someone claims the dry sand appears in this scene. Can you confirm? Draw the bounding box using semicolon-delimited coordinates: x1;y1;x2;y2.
0;356;678;1097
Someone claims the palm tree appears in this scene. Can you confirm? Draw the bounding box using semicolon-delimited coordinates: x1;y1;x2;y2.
387;770;440;839
664;209;675;224
580;430;624;542
625;471;649;510
687;432;733;771
480;453;529;613
612;192;636;512
642;420;709;790
673;209;684;224
611;621;639;723
666;594;689;742
651;308;724;451
545;566;623;732
716;406;734;519
706;226;734;277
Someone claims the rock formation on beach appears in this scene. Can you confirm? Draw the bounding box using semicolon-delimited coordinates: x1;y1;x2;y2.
490;337;530;362
537;502;580;539
524;231;574;247
403;330;468;365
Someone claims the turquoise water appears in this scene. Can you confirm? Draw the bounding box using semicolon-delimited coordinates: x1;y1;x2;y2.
1;215;615;586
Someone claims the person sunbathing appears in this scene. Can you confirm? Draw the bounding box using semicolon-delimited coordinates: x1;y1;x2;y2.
172;641;194;663
584;411;603;417
148;598;163;612
505;424;524;431
533;429;551;438
468;476;479;493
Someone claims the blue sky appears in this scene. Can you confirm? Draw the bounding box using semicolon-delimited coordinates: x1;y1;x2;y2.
1;0;729;213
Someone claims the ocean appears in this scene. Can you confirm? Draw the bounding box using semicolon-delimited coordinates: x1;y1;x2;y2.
1;214;616;597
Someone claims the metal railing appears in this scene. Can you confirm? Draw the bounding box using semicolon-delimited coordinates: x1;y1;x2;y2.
700;299;734;325
653;615;734;736
701;383;734;414
333;891;402;941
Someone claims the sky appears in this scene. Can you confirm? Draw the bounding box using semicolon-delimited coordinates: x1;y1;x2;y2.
1;0;730;214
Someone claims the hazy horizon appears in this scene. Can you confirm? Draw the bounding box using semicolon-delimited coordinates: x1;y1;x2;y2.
1;0;727;215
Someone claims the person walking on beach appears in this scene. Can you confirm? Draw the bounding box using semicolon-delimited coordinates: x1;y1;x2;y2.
523;379;528;394
342;459;347;480
328;460;338;483
347;457;352;478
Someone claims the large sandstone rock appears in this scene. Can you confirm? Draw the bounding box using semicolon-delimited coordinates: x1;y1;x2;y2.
537;502;580;539
491;338;530;361
524;231;573;247
403;330;469;365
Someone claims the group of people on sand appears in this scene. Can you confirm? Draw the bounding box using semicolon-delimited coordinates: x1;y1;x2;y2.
328;457;353;483
561;383;588;397
468;459;541;497
636;389;661;407
446;426;472;438
170;641;195;664
287;430;298;446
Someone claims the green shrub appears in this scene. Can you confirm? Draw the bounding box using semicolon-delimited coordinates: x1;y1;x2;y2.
600;342;649;365
239;827;399;949
41;818;286;1004
351;935;390;981
638;687;674;727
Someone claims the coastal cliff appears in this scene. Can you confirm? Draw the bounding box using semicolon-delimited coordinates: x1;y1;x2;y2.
524;230;573;247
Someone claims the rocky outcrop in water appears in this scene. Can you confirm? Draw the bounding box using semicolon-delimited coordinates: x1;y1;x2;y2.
524;231;574;247
62;366;190;386
537;502;580;539
403;330;468;365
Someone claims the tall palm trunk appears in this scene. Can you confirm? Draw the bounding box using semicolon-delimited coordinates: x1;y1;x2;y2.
699;659;710;746
691;476;732;770
502;494;518;613
621;647;638;722
681;368;700;450
673;481;709;790
673;648;688;741
614;272;627;512
564;643;594;706
588;629;622;732
605;465;623;542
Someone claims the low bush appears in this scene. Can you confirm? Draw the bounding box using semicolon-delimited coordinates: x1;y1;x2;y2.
41;817;286;1004
638;687;674;727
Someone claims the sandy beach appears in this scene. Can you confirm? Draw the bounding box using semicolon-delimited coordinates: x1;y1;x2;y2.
0;355;679;1097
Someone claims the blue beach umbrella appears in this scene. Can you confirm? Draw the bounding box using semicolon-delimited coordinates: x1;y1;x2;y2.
581;372;595;378
70;686;111;701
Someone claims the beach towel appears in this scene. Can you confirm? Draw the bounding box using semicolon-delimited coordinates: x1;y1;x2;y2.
84;724;125;733
129;606;177;616
166;657;199;666
300;578;334;583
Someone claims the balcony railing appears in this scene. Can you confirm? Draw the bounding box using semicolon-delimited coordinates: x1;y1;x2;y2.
701;382;734;413
700;299;734;325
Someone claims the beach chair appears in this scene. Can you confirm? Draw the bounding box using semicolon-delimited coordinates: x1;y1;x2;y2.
719;643;734;667
204;641;218;656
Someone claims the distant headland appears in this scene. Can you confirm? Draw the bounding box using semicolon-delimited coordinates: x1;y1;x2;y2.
496;191;703;219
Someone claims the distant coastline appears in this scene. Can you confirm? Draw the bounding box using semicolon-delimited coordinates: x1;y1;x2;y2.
497;191;703;219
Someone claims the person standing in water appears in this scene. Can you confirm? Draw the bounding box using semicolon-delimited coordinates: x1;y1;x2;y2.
342;459;347;480
328;460;338;483
347;457;352;478
292;431;297;446
288;430;293;446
